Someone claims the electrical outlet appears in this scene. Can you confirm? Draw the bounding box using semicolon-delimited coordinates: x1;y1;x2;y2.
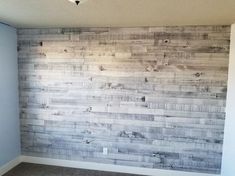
103;147;108;155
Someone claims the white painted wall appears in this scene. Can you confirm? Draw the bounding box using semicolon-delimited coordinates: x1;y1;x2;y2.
0;23;20;167
221;24;235;176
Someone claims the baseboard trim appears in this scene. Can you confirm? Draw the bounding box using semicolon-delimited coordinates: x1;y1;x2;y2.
21;156;219;176
0;156;22;176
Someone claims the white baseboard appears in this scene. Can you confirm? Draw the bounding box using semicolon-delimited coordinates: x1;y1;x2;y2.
21;155;219;176
0;156;22;176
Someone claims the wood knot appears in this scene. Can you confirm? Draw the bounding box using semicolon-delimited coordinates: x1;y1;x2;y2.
144;77;148;83
106;83;112;89
99;65;105;71
194;72;203;77
163;53;167;58
85;139;94;144
164;39;170;44
40;53;46;57
86;107;92;112
141;96;146;102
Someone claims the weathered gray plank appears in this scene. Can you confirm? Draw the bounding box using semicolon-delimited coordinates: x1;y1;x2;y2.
18;26;230;174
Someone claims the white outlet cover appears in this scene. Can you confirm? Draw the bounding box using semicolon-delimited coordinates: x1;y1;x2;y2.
103;147;108;155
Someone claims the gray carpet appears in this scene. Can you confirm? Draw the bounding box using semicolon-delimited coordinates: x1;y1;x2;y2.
4;163;142;176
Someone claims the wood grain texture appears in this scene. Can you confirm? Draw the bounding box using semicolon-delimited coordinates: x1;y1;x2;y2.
17;26;230;174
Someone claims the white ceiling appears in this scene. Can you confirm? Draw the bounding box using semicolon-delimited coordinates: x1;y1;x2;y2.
0;0;235;28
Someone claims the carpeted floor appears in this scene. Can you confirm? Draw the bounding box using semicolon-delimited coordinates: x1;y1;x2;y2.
3;163;141;176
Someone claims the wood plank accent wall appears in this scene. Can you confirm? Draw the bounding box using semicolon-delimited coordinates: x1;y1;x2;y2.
17;26;230;174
